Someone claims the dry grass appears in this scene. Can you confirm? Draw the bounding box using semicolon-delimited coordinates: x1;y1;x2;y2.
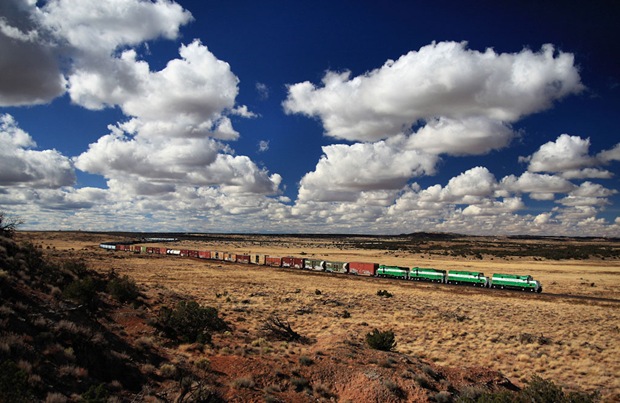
18;231;620;400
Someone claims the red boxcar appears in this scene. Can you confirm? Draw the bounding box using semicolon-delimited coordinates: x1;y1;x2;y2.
198;250;211;259
282;257;305;268
146;247;156;254
179;249;190;257
188;250;199;258
348;262;379;276
265;256;282;267
159;247;168;254
237;254;251;264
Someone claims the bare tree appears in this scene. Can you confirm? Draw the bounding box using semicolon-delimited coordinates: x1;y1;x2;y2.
0;212;23;238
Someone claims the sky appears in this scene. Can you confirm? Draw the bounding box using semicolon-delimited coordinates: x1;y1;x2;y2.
1;0;619;236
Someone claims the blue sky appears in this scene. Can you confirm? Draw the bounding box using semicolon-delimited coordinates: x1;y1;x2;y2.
1;0;619;235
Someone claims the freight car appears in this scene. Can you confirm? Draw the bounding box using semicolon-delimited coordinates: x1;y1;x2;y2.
305;259;325;271
325;261;348;273
348;262;378;276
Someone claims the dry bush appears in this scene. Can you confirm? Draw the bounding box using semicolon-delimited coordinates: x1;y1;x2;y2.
261;315;303;342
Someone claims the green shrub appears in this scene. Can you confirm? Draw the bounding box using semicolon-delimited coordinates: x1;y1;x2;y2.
81;383;109;403
366;328;396;351
106;275;140;303
63;259;90;276
291;377;310;392
299;356;314;366
157;300;228;344
0;360;33;403
62;276;98;309
520;375;598;403
456;375;599;403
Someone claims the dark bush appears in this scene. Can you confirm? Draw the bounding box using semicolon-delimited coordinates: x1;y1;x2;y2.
107;275;140;303
157;300;228;344
366;328;397;351
456;375;599;403
0;360;33;403
62;276;98;309
63;259;90;276
261;315;303;342
81;383;110;403
520;375;599;403
377;289;393;298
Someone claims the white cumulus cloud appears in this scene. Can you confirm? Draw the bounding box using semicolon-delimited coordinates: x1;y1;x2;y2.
284;41;583;142
0;114;75;188
297;138;438;202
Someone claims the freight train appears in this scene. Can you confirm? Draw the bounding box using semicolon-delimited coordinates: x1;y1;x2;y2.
99;242;543;293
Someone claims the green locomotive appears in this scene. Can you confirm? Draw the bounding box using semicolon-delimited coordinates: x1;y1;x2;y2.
409;267;446;283
446;270;490;287
376;265;409;279
491;273;542;293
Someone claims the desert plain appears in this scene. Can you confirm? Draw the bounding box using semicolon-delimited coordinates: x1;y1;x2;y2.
17;231;620;401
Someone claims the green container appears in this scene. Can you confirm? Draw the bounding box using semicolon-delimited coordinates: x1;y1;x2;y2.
325;261;348;273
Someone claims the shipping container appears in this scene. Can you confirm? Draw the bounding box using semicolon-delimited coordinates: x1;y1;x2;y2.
265;256;282;267
282;257;304;268
198;250;211;259
348;262;378;276
325;261;348;273
237;254;251;264
304;259;325;271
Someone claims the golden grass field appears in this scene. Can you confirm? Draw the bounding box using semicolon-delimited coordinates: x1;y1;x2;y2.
20;231;620;401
